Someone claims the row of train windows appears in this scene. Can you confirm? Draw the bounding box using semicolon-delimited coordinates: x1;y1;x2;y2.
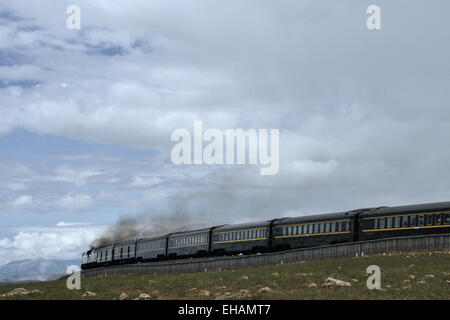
173;234;208;247
217;228;267;242
118;246;131;258
99;250;110;261
372;213;450;229
281;221;350;236
140;240;164;251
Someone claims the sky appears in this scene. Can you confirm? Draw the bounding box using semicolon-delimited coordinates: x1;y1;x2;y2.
0;0;449;265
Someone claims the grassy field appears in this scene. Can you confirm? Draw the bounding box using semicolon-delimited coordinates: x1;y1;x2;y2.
1;251;450;300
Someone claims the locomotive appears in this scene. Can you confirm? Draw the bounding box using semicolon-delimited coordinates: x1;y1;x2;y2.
81;201;450;270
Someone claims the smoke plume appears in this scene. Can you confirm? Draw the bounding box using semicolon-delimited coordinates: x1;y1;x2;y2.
90;211;208;248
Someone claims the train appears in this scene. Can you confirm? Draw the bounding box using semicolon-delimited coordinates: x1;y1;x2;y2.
81;200;450;270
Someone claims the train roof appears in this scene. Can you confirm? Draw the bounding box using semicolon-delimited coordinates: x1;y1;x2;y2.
213;220;271;232
113;239;137;246
168;227;212;237
360;201;450;216
273;211;352;225
137;235;167;242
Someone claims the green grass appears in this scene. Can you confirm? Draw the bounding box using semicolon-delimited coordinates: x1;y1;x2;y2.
1;251;450;300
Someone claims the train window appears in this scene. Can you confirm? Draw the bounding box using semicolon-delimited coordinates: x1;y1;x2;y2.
105;251;108;260
402;216;408;227
378;218;384;229
306;224;312;234
394;217;401;228
410;215;417;227
444;214;450;225
313;224;319;233
436;214;442;225
426;215;433;226
331;223;336;233
325;223;330;233
386;218;392;229
346;221;350;231
319;223;324;233
289;226;294;235
297;225;301;234
100;252;103;261
418;215;425;227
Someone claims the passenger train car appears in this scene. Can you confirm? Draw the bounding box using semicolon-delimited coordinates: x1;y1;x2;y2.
81;201;450;270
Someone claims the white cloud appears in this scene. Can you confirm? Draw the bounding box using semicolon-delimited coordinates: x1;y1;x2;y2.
0;225;106;266
129;175;162;188
56;222;93;227
6;182;28;192
12;195;33;207
55;194;93;212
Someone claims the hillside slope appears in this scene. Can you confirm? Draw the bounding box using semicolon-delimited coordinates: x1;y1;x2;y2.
1;251;450;299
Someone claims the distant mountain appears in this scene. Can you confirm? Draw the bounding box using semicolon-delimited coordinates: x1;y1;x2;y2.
0;258;80;283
